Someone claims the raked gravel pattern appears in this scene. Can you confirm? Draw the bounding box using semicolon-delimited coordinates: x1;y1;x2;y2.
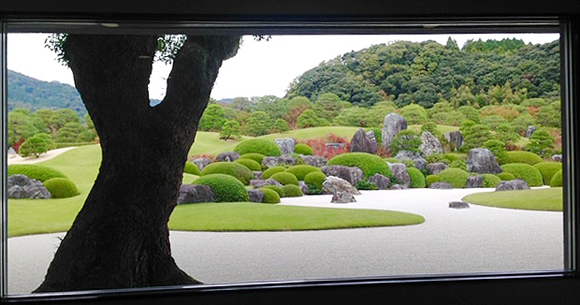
7;188;564;295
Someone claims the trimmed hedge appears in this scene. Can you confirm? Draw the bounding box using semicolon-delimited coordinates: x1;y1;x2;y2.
260;185;285;198
497;172;516;181
304;171;327;191
533;162;563;185
438;168;470;188
234;138;281;156
194;174;250;202
550;170;563;187
184;162;201;175
281;184;304;197
407;167;426;188
238;153;266;165
503;151;544;165
43;178;79;198
285;165;322;181
425;175;441;187
270;172;299;186
260;188;281;204
294;143;314;155
481;174;502;188
8;164;68;182
262;166;287;179
501;163;544;187
328;152;392;178
234;158;262;171
199;162;254;185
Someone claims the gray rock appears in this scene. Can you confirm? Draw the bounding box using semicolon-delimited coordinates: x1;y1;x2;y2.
466;148;502;174
298;181;309;195
325;143;346;150
248;189;265;203
216;152;240;162
253;171;263;179
390;184;404;190
8;147;17;155
466;175;484;188
177;184;215;204
395;150;427;170
300;155;327;167
428;162;448;175
388;163;411;188
368;173;391;190
449;201;470;209
429;182;453;189
25;180;52;199
444;131;464;151
7;174;31;188
495;179;530;191
350;128;377;154
7;175;51;199
526;125;536;138
192;158;213;170
552;154;563;162
419;131;443;157
382;113;407;149
250;179;283;188
262;156;296;168
322;176;361;195
321;165;364;186
7;185;28;199
331;192;357;204
274;138;295;155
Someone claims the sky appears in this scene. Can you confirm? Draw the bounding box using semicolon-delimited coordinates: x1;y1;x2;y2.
7;33;560;101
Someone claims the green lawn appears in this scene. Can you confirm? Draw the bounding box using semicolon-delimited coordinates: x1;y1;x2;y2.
462;187;563;211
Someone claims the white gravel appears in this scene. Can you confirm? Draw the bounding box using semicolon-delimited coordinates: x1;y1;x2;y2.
7;147;78;165
7;188;564;295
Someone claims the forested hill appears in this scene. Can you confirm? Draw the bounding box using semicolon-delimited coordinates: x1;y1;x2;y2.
7;70;85;116
285;38;560;108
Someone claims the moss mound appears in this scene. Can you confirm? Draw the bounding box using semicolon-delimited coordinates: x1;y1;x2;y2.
294;143;314;155
234;138;281;156
281;184;304;197
407;167;426;188
184;162;201;175
501;163;544;187
504;151;544;165
270;172;299;186
497;172;516;181
260;185;285;198
304;171;327;191
194;174;250;202
439;168;470;188
533;162;563;185
425;175;441;187
285;165;322;181
550;169;563;187
238;153;266;165
481;174;502;188
8;164;68;182
199;162;254;185
234;158;262;171
262;166;287;179
328;152;392;178
43;178;79;198
260;188;281;204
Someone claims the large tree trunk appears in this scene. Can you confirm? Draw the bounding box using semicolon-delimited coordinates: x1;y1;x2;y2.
35;34;240;292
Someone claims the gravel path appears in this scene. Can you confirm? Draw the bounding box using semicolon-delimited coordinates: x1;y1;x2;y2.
7;188;564;295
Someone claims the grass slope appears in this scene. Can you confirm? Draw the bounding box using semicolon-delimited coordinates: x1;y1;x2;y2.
462;187;563;211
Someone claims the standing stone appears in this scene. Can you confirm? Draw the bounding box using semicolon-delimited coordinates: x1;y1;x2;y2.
428;162;448;175
248;189;265;203
466;148;502;174
466;175;484;188
444;131;464;151
331;192;357;204
395;150;427;170
321;165;364;186
525;126;536;138
177;184;215;204
300;155;327;167
350;128;377;154
419;131;443;157
322;176;361;195
495;179;530;191
192;157;212;170
382;113;407;149
368;173;391;190
274;138;295;155
388;163;411;188
216;152;240;162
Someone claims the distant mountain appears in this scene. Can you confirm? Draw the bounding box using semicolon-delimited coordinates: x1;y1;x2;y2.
217;98;233;105
7;70;86;116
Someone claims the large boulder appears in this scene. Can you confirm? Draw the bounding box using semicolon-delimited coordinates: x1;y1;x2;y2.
248;189;265;203
298;181;310;195
250;178;284;188
382;113;407;149
322;176;361;195
466;148;502;174
395;150;427;170
444;131;463;151
274;138;295;155
428;162;448;175
321;165;364;186
466;175;484;188
216;152;240;162
419;131;443;157
7;175;51;199
177;184;215;204
388;163;411;188
331;192;357;204
495;179;530;191
350;128;377;154
368;173;391;190
300;155;327;167
192;157;213;170
262;156;296;168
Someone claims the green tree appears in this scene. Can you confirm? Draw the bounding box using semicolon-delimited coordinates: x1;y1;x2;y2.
244;111;272;136
482;139;509;164
526;129;555;158
334;106;373;127
55;122;92;143
461;124;495;152
496;123;520;148
284;96;312;128
219;120;242;141
511;113;536;135
49;109;81;131
457;105;480;123
8;109;39;148
312;93;350;122
389;130;422;155
18;133;54;158
536;105;561;128
297;109;328;128
400;104;428;125
199;104;226;131
273;118;290;133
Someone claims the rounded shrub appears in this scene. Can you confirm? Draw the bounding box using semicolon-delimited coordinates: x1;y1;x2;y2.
285;165;322;181
270;172;299;186
385;157;400;163
262;166;287;179
304;171;327;191
238;153;266;165
281;184;303;197
497;172;516;181
233;138;281;156
260;188;281;204
43;178;79;198
328;152;392;178
184;162;201;175
355;179;378;190
234;158;262;171
407;167;426;188
438;168;470;188
194;174;250;202
260;185;285;198
550;169;563;187
294;143;314;155
501;163;544;187
481;174;502;188
8;164;68;182
533;162;563;185
425;175;441;187
504;151;544;165
199;162;254;185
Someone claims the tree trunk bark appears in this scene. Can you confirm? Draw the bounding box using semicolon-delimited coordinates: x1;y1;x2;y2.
35;34;240;292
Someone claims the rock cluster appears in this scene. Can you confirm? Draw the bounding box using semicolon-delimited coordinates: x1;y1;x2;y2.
321;165;364;186
419;131;443;156
495;179;530;191
350;128;377;154
388;163;411;188
7;175;51;199
216;152;240;162
322;176;361;195
177;184;214;204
